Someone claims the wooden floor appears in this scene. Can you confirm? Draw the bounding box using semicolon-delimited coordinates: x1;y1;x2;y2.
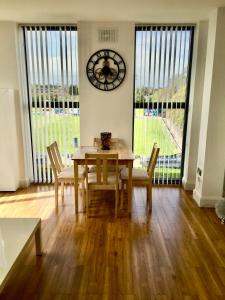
0;185;225;299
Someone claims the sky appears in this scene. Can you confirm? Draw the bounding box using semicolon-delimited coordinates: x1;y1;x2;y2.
135;28;192;89
24;27;192;91
25;28;79;87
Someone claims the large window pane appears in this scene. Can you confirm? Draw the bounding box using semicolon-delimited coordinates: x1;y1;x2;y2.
134;26;194;184
22;25;79;183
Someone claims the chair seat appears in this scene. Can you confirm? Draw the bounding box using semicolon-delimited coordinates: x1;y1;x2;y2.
87;172;120;185
120;167;149;180
58;166;85;179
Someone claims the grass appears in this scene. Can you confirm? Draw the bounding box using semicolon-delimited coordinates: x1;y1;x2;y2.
133;110;181;178
134;109;179;157
32;109;182;180
33;110;179;156
32;109;80;154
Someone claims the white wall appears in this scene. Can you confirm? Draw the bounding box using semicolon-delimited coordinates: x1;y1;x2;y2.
0;22;27;188
0;22;19;89
78;21;134;148
182;21;208;190
0;89;19;190
193;7;225;206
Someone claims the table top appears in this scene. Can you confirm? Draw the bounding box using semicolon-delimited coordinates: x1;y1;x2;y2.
72;146;135;161
0;218;41;289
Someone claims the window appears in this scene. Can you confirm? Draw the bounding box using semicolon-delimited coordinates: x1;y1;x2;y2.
22;25;79;183
134;25;194;184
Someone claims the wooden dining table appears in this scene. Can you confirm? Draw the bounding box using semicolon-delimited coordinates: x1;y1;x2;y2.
72;146;134;214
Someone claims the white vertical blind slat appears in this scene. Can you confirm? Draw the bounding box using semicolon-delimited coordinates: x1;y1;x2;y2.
166;28;173;184
31;28;40;182
152;30;157;184
40;28;46;182
25;27;38;182
143;29;147;165
72;28;77;157
40;27;49;183
64;26;70;167
50;29;56;181
55;29;62;171
162;27;168;181
44;28;52;183
157;27;163;179
35;27;46;182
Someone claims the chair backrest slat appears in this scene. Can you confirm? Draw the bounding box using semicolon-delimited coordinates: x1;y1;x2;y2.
147;143;157;173
47;144;58;179
51;146;60;173
53;141;64;171
85;153;119;186
47;141;64;179
93;138;101;148
147;144;160;179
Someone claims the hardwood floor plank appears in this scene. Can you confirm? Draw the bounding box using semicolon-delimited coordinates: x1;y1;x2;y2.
0;185;225;299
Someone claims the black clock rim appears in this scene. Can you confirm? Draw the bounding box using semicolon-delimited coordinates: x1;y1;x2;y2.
86;49;126;89
86;49;126;91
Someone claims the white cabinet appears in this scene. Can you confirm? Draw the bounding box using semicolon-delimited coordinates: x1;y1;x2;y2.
0;89;20;191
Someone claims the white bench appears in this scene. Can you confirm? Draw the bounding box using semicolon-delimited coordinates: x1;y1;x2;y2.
0;218;42;292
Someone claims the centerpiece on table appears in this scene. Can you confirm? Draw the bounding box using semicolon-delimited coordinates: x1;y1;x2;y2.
100;132;111;150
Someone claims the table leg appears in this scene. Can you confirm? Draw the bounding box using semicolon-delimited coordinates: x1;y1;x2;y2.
35;224;42;256
127;161;133;214
74;161;79;214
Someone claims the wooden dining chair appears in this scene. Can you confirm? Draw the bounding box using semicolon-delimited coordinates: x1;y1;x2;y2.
120;143;160;212
93;137;101;148
47;141;85;208
85;153;120;217
91;137;126;174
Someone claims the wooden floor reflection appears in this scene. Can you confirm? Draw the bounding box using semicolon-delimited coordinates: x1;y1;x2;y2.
0;184;224;299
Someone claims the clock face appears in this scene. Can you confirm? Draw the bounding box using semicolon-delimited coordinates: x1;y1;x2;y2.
86;49;126;91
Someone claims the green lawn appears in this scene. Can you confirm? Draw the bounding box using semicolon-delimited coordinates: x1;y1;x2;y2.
32;109;181;180
33;110;179;156
134;109;179;157
133;110;181;178
32;110;80;154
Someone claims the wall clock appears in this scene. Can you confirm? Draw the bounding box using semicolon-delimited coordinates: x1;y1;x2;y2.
86;49;126;91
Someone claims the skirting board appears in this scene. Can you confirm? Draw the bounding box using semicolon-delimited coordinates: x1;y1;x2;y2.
182;177;195;191
193;189;224;207
19;178;30;188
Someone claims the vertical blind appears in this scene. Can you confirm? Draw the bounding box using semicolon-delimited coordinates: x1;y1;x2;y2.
134;25;194;184
22;25;79;183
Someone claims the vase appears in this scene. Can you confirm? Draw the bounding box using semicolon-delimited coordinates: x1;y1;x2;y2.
100;132;111;150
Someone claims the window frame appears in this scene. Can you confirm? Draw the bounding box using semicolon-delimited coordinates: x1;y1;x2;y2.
132;25;195;184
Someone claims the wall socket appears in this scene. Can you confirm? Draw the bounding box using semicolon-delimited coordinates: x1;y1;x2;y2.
197;167;202;176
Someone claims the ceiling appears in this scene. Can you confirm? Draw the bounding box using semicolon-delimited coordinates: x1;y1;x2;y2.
0;0;225;23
